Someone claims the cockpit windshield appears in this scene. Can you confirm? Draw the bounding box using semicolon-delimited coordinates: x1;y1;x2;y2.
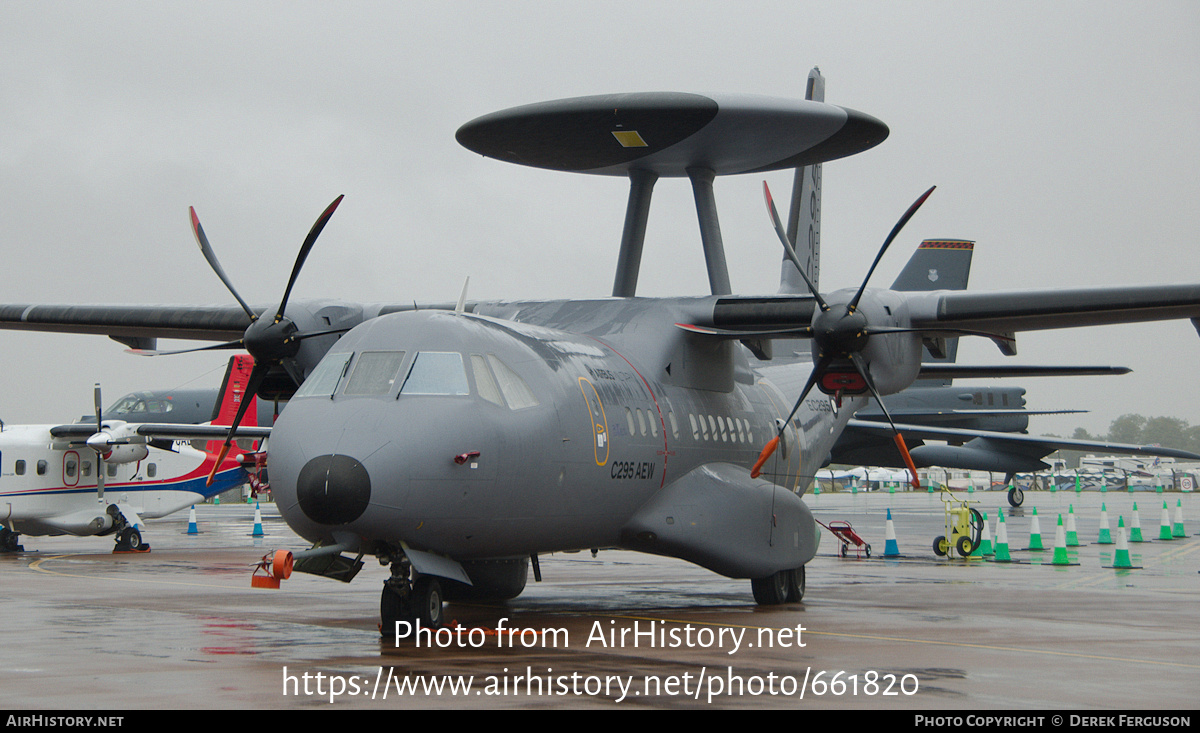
399;352;469;396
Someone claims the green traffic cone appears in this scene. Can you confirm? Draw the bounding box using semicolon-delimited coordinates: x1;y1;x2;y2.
1028;507;1045;550
1159;501;1174;540
1129;502;1145;542
1051;514;1072;565
1172;499;1186;538
1065;504;1079;546
1097;503;1113;544
993;509;1013;562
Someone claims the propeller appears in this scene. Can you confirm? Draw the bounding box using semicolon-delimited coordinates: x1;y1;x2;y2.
89;383;106;501
751;183;935;487
135;196;346;485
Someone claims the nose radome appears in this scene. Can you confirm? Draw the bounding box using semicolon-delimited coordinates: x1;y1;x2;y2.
296;454;372;525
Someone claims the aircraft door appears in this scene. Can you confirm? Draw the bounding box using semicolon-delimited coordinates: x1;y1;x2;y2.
577;377;609;467
63;450;79;488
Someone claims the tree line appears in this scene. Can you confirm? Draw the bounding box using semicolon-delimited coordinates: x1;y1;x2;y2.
1070;414;1200;455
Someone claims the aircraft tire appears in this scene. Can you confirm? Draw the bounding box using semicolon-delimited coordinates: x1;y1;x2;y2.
751;570;790;605
412;577;444;628
380;584;409;638
784;566;805;603
1008;487;1024;507
0;527;22;552
933;536;948;556
116;527;142;551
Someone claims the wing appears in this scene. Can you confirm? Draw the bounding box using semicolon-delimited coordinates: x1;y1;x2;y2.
839;418;1200;474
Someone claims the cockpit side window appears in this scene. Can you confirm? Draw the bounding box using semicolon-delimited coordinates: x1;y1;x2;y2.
470;354;505;406
487;354;539;410
400;352;470;396
343;351;407;396
294;352;353;399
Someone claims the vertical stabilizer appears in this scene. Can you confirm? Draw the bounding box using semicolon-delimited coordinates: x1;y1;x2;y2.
780;67;824;294
208;354;258;453
891;239;975;381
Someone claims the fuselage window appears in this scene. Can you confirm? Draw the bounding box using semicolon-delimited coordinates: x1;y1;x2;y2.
15;460;25;476
689;413;699;440
65;459;76;478
82;460;92;477
710;415;722;442
649;410;659;438
487;355;539;409
669;411;679;440
37;460;47;476
636;408;647;436
343;351;406;396
146;463;157;478
470;354;505;406
107;463;118;477
294;352;353;399
400;352;470;396
700;414;710;441
625;407;635;436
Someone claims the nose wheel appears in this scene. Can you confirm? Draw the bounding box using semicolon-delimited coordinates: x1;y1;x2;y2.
380;558;445;637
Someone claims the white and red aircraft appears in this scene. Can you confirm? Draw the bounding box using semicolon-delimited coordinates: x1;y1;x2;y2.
0;355;270;553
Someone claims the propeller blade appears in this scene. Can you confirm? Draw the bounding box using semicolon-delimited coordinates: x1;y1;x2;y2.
764;182;827;311
190;207;257;321
848;185;936;312
751;355;830;478
206;363;269;486
94;383;104;500
275;195;344;323
847;353;920;488
126;339;245;357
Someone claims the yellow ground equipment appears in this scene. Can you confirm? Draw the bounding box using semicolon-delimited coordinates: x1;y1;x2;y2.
933;490;984;558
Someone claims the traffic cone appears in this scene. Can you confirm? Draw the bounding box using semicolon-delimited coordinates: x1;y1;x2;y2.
1158;501;1174;540
186;505;199;535
883;508;900;557
1172;499;1186;538
1065;504;1080;546
1074;474;1082;494
1028;507;1045;550
992;508;1014;563
1050;514;1075;565
979;512;994;556
1106;517;1139;569
1097;503;1113;545
1129;502;1145;542
252;502;264;537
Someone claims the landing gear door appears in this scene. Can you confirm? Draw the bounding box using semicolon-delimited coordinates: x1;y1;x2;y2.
578;378;609;466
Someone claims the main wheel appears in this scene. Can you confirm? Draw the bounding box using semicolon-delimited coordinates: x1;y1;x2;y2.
1008;487;1024;507
751;570;790;605
933;535;948;556
785;566;806;603
412;576;444;628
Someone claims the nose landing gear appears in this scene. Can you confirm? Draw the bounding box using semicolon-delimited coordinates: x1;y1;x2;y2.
380;555;445;637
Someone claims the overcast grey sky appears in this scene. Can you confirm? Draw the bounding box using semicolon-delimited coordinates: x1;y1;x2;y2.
1;1;1198;437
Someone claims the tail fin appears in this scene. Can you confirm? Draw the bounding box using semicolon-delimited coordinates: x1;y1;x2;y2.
207;354;258;454
891;239;975;380
210;354;257;427
779;67;824;294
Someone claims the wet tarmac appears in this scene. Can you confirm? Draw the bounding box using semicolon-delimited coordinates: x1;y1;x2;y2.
2;490;1197;709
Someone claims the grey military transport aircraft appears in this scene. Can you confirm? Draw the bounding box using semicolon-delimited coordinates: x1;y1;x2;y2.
3;74;1200;632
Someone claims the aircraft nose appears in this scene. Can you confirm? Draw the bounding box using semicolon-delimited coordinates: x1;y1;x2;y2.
295;454;372;525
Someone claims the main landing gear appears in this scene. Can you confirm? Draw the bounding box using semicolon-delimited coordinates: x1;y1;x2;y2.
380;555;445;637
0;526;23;553
108;506;149;553
751;565;805;605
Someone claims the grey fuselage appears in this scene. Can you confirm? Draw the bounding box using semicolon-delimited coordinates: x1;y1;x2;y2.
270;298;865;573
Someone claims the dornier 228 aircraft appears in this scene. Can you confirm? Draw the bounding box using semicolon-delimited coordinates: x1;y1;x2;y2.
3;82;1200;632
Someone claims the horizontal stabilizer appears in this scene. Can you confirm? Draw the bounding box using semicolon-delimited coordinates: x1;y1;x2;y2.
917;364;1131;379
